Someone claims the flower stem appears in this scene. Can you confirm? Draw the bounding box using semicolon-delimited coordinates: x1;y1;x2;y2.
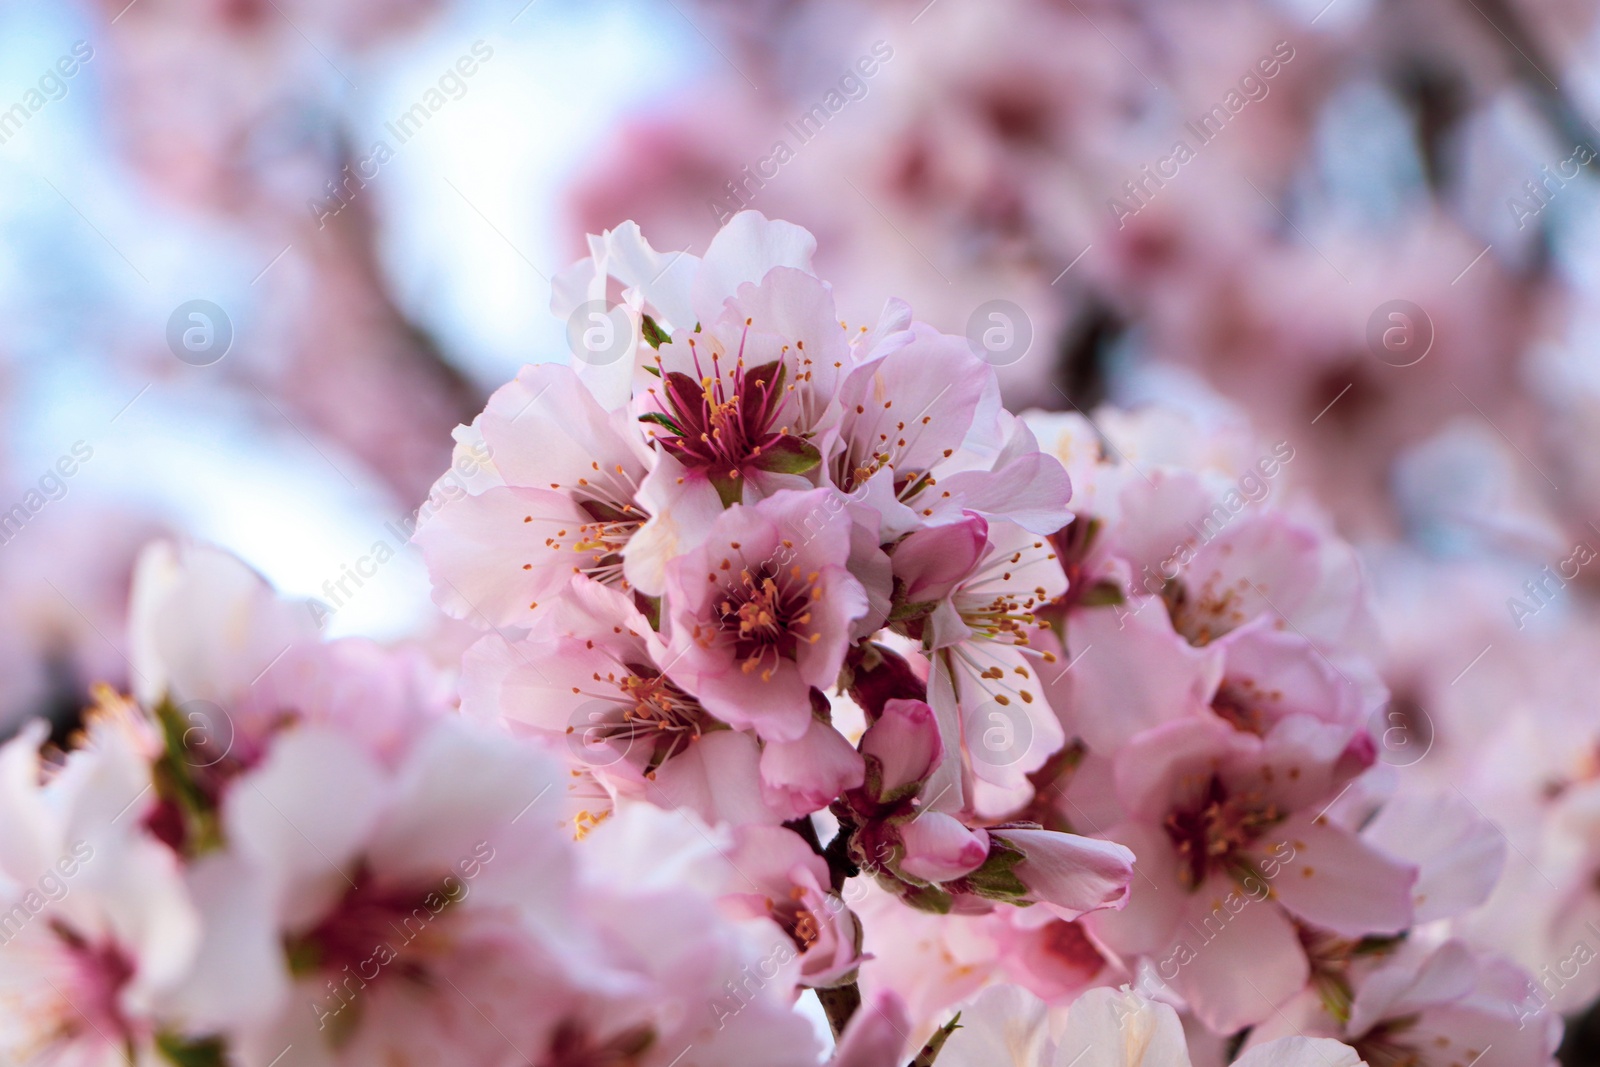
815;981;861;1039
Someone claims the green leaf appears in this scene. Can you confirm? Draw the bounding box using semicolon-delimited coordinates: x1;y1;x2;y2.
284;934;323;977
634;593;662;632
898;882;955;914
156;1033;228;1067
641;314;670;349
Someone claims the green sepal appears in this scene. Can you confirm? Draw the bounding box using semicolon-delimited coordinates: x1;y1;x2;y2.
640;314;670;349
888;598;940;623
1077;580;1126;607
750;434;821;476
638;411;683;435
156;1032;228;1067
961;839;1029;901
151;698;225;856
709;470;744;509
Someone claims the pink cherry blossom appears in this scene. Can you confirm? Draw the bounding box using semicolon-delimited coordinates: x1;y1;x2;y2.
662;488;874;742
413;363;654;626
1246;938;1561;1067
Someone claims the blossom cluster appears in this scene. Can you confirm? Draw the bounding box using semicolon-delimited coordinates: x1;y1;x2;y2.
0;215;1566;1067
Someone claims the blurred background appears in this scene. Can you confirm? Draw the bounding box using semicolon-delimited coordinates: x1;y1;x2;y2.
7;0;1600;1053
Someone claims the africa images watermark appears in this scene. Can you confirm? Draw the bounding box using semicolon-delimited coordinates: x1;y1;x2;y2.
309;840;496;1030
308;438;493;628
1106;40;1296;229
309;40;495;229
1507;539;1596;631
707;41;895;227
0;41;95;147
1507;142;1596;231
1510;923;1600;1030
0;441;95;547
0;841;95;947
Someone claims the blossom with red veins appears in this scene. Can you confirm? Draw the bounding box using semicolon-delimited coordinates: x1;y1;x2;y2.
662;488;874;743
552;210;819;372
626;263;856;592
1088;716;1417;1034
724;826;865;988
459;577;733;815
1247;938;1561;1067
891;514;1068;817
468;576;863;824
174;718;587;1063
629;264;849;565
414;362;653;627
0;721;202;1066
125;542;452;856
826;319;994;534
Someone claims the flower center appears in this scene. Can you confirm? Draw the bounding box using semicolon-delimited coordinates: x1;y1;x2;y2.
52;921;138;1047
646;334;789;476
288;865;463;999
1162;776;1280;890
767;886;822;953
710;564;820;681
1210;683;1268;736
543;1020;655;1067
1349;1018;1428;1067
536;500;644;591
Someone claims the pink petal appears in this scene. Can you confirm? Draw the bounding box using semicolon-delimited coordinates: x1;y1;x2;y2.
892;514;989;604
860;699;944;802
989;829;1134;918
649;730;788;827
1085;821;1188;957
1360;791;1506;923
1263;812;1416;937
413;485;589;628
759;718;866;820
693;212;818;325
899;812;990;883
1063;597;1222;753
828;990;910;1067
1163;879;1310;1033
1233;1039;1365;1067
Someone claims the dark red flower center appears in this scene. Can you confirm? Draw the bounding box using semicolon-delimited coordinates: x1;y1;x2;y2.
699;562;823;681
1162;775;1280;890
640;331;819;505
